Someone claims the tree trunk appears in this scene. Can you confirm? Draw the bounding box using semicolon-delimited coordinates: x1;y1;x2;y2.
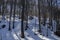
2;0;5;20
21;0;25;38
9;0;13;31
25;0;29;30
38;0;41;33
13;0;16;29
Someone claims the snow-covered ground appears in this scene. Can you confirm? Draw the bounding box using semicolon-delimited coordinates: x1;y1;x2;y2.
0;16;60;40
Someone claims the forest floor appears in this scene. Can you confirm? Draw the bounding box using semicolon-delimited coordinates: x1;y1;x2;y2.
0;16;60;40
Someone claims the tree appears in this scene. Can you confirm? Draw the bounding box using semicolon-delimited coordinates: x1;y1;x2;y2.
38;0;41;33
0;0;2;15
25;0;29;30
13;0;17;29
42;0;46;26
0;0;2;23
2;0;5;20
21;0;25;38
8;0;13;31
47;0;53;30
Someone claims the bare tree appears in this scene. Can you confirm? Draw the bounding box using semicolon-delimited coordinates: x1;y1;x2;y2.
2;0;5;20
21;0;25;38
8;0;13;31
38;0;41;33
25;0;29;30
13;0;17;29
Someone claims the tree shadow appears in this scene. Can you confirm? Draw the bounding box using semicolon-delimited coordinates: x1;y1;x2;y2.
25;29;42;40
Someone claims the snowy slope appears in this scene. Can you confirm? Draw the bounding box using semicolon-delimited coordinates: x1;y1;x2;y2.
0;16;60;40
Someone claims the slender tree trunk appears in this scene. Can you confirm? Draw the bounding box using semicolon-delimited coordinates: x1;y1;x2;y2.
0;3;1;23
38;0;41;33
2;0;5;20
19;0;21;19
56;0;58;31
21;0;25;38
42;0;46;26
25;0;29;30
50;0;53;31
54;0;60;36
0;5;1;17
0;4;1;13
13;0;16;29
9;0;13;31
47;0;52;30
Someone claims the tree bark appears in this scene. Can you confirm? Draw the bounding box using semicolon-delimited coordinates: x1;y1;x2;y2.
21;0;25;38
38;0;41;33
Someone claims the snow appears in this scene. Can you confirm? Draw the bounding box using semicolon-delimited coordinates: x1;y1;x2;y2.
0;16;60;40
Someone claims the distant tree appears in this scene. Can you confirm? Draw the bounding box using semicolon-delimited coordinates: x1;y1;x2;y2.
25;0;30;30
47;0;53;30
2;0;5;20
13;0;17;29
8;0;13;31
0;0;2;15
